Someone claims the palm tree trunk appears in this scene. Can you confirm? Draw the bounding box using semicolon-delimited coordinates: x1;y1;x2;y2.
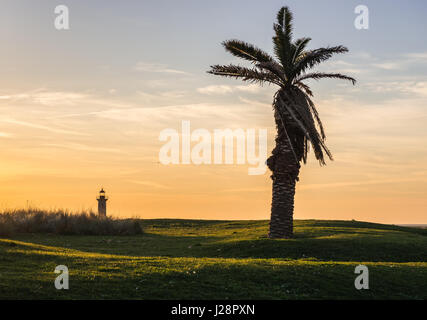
267;107;301;239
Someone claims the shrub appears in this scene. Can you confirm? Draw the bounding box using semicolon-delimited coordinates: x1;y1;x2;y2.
0;208;143;236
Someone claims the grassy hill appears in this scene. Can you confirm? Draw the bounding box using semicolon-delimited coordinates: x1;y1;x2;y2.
0;219;426;299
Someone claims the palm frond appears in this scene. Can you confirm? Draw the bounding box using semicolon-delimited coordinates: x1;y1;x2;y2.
292;46;349;79
292;37;311;63
276;7;293;41
256;61;287;83
222;40;273;64
305;94;326;139
276;89;332;165
294;81;313;97
208;64;282;86
273;7;294;75
295;72;356;85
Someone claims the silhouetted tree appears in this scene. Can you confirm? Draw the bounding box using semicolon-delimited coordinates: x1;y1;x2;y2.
208;6;356;238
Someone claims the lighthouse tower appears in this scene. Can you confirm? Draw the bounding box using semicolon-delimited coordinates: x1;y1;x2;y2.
97;188;108;217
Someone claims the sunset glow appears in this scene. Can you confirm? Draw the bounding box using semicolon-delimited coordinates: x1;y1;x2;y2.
1;0;426;223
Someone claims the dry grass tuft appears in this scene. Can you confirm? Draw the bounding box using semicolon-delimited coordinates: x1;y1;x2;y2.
0;208;143;236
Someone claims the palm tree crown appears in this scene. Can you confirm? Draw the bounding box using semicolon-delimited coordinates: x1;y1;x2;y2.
208;6;356;165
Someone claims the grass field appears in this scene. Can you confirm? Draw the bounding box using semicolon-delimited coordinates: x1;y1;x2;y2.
0;219;426;299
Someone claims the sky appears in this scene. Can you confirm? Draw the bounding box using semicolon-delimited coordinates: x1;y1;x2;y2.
1;0;426;223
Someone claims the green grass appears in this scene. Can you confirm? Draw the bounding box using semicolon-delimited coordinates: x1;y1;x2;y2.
0;219;426;299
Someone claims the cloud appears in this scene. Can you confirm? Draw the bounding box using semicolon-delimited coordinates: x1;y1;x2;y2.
197;85;234;95
146;79;168;88
127;180;171;189
354;51;374;60
371;62;401;70
135;90;188;104
94;103;243;124
235;84;263;93
404;52;427;60
197;84;262;95
369;52;427;71
238;97;270;108
320;51;427;76
0;132;12;138
407;81;427;96
0;89;135;110
220;187;269;193
42;143;123;154
134;62;189;75
299;178;427;190
159;90;187;99
0;118;88;136
363;81;427;97
92;100;273;132
317;59;365;75
0;90;88;106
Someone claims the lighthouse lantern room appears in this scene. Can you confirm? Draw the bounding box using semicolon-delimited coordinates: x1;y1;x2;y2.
97;188;108;217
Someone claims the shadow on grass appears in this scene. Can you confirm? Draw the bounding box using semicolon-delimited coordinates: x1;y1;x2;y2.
1;249;426;300
5;226;427;263
1;220;427;300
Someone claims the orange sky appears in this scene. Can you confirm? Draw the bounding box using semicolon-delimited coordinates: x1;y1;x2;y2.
1;1;427;224
1;89;426;223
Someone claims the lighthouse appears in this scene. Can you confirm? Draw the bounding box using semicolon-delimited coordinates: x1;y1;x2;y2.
97;188;108;217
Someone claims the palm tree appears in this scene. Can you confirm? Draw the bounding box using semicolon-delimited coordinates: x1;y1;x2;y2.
208;6;356;238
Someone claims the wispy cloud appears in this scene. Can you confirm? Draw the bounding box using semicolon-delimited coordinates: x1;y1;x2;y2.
0;132;12;138
403;52;427;60
220;187;269;193
127;180;171;189
197;85;233;95
363;80;427;97
369;51;427;71
94;103;244;125
135;90;188;104
321;51;427;76
134;62;190;75
299;178;427;190
0;90;88;106
0;89;136;111
0;118;88;136
197;84;262;95
371;62;402;70
322;60;365;74
42;143;123;154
